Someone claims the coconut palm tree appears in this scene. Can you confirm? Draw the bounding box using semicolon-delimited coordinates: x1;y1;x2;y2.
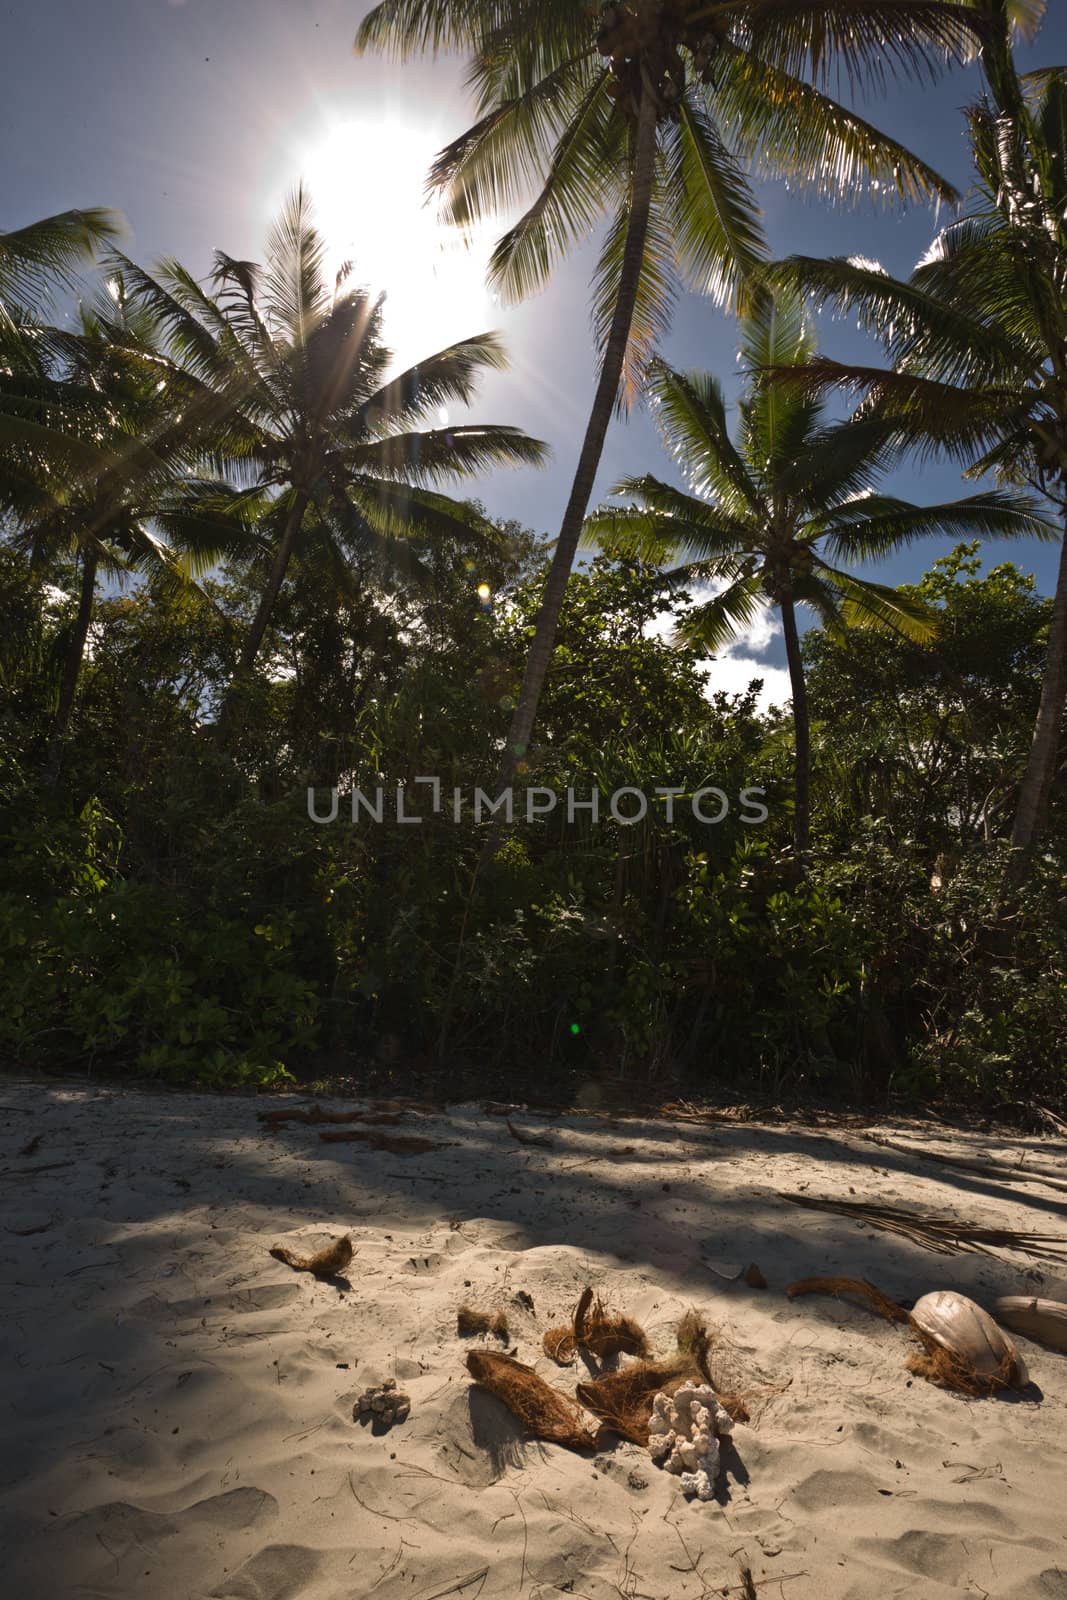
768;3;1067;862
356;0;987;783
581;293;1055;857
112;186;547;714
0;282;258;774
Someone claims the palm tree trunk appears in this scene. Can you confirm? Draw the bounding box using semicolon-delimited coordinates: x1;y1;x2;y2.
216;488;309;743
46;544;98;782
237;489;310;677
779;588;811;862
498;85;659;786
1009;509;1067;862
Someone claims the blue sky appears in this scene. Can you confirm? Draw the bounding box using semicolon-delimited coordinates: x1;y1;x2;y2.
6;0;1066;697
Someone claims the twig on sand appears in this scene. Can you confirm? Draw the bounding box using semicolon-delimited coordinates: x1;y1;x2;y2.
779;1192;1067;1262
508;1488;529;1592
722;1569;808;1597
0;1160;75;1180
348;1471;420;1526
417;1568;489;1600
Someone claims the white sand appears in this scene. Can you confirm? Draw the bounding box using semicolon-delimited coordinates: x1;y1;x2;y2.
3;1083;1066;1600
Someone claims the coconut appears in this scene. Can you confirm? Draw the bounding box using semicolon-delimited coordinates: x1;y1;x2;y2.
911;1290;1028;1387
994;1296;1067;1355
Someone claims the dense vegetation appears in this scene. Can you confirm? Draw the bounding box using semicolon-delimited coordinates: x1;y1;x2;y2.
1;0;1064;1109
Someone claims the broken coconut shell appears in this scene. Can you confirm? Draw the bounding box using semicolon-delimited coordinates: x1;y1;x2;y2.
910;1290;1028;1389
994;1295;1067;1355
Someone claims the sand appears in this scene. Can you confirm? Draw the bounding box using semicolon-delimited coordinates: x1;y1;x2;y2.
2;1082;1066;1600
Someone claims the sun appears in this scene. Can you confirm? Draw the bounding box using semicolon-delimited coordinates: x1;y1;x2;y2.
295;117;496;369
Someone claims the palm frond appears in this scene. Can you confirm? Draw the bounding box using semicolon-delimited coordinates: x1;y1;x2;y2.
711;40;959;203
0;208;122;309
344;422;547;484
819;489;1059;561
817;562;937;639
591;169;678;405
665;93;766;309
486;71;618;304
642;361;762;519
263;184;331;345
674;569;767;652
359;332;510;431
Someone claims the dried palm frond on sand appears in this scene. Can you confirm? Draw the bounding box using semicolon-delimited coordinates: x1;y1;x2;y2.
781;1193;1067;1262
269;1235;353;1278
543;1286;650;1365
465;1351;595;1451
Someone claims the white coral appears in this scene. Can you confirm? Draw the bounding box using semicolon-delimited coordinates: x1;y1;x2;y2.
647;1382;733;1502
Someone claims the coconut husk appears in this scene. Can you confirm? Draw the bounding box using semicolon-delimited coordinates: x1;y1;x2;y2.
576;1311;749;1442
269;1235;353;1278
576;1358;688;1444
543;1286;649;1366
786;1275;911;1325
465;1350;595;1452
905;1342;1021;1396
457;1305;510;1340
995;1295;1067;1354
909;1289;1028;1392
786;1276;1028;1394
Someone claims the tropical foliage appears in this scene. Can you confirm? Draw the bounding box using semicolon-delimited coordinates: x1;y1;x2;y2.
356;0;985;785
0;2;1065;1109
583;293;1054;854
770;0;1067;859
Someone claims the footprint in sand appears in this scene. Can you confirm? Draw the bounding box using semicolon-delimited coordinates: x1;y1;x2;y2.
211;1542;322;1599
129;1283;304;1320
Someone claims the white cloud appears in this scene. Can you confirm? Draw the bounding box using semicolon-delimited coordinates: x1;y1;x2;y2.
645;582;791;711
701;654;793;709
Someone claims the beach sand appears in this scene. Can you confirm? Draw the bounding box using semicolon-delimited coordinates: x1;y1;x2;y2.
2;1082;1066;1600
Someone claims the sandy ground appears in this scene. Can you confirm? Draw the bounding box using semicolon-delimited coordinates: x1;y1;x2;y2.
3;1083;1067;1600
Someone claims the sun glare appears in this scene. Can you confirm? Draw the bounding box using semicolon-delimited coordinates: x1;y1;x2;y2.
295;118;496;369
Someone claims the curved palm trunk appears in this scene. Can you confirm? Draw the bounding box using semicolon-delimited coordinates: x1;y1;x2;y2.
779;589;811;863
237;488;310;677
46;543;98;783
1009;509;1067;863
498;87;659;786
217;489;310;740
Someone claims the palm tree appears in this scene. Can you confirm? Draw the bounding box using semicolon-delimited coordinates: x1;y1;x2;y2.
1;280;258;774
113;186;547;714
356;0;985;783
768;5;1067;862
582;293;1054;857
